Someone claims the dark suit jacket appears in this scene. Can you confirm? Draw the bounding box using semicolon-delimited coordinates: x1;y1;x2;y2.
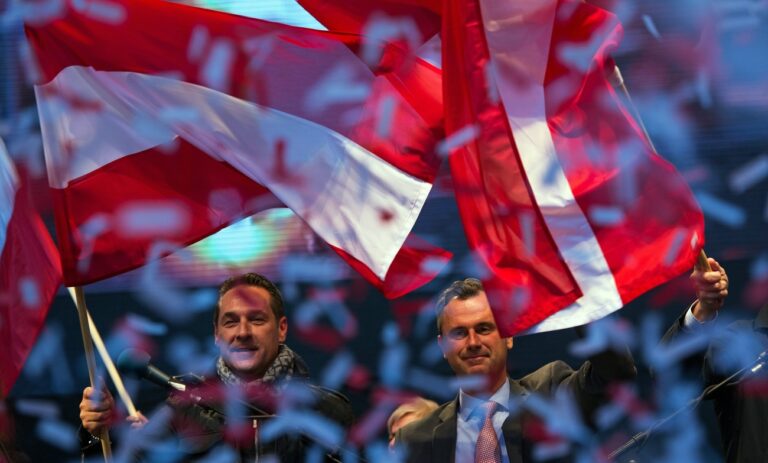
397;354;636;463
661;305;768;463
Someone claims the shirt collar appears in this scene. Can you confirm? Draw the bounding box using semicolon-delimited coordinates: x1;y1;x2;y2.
458;379;510;421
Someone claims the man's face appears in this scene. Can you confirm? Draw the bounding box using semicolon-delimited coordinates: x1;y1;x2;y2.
215;285;287;380
438;291;512;392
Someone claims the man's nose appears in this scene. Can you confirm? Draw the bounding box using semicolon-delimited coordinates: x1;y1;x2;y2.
235;320;251;338
467;330;481;347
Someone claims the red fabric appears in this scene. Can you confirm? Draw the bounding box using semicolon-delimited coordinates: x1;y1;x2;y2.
331;234;452;299
0;170;61;397
25;0;450;297
49;140;279;284
544;1;704;306
298;0;445;133
443;0;703;334
442;0;582;335
298;0;442;41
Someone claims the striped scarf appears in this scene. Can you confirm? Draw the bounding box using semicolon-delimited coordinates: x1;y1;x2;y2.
216;344;308;387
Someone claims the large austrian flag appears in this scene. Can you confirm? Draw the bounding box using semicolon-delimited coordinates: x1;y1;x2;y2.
444;0;704;335
25;0;449;297
0;138;61;396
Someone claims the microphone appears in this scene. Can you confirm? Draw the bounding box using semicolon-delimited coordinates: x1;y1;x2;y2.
117;349;187;391
751;350;768;374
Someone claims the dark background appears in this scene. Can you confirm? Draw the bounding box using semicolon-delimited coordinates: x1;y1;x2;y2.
2;0;767;461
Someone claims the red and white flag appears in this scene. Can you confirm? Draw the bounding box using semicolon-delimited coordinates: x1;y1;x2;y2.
443;0;704;335
0;137;61;396
25;0;450;298
297;0;442;45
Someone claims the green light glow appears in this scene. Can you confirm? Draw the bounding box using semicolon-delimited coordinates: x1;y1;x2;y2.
191;209;295;265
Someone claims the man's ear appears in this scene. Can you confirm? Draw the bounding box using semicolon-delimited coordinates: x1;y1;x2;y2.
437;335;446;358
278;316;288;343
505;337;514;349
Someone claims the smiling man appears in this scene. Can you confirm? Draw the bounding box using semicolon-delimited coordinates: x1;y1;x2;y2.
78;273;353;461
214;274;294;384
396;278;637;463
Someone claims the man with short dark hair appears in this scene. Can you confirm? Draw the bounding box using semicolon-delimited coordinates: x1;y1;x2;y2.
79;272;353;461
396;277;639;463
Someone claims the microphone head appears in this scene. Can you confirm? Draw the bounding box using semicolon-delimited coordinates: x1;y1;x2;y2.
117;348;152;377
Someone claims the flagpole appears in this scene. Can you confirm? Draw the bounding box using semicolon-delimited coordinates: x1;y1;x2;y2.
71;286;113;462
610;65;710;269
67;288;138;417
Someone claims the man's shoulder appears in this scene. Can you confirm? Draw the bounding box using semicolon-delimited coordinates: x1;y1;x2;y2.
398;400;454;440
307;384;355;428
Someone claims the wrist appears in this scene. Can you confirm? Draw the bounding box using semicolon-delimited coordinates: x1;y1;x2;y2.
691;300;718;322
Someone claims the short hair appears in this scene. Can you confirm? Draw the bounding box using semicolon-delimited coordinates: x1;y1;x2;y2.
387;397;439;437
435;278;484;335
215;273;285;326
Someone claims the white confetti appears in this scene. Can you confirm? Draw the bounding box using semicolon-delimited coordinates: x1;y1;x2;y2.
321;351;354;390
305;65;370;114
187;26;210;62
588;206;625;226
436;124;480;157
695;68;712;108
375;95;396;139
36;420;78;451
72;0;126;25
405;368;456;400
12;0;65;28
729;153;768;194
519;211;535;257
484;60;500;104
115;201;190;238
641;14;661;40
695;191;747;228
15;399;59;418
749;253;768;279
201;39;236;92
260;410;344;449
125;314;167;336
662;227;686;267
280;254;350;283
19;276;41;308
361;14;421;66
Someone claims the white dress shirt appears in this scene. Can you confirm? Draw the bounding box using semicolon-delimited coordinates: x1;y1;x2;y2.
456;381;511;463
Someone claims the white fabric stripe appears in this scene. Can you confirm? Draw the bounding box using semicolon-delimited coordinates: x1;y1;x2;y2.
478;0;623;333
0;137;20;256
35;66;432;280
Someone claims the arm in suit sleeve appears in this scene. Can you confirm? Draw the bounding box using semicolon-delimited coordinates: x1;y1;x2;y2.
546;336;636;426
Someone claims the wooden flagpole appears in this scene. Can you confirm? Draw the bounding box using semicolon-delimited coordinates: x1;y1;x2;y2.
66;288;138;417
610;65;710;269
70;286;112;462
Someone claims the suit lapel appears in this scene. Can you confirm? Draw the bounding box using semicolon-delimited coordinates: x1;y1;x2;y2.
432;399;458;463
503;379;527;463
